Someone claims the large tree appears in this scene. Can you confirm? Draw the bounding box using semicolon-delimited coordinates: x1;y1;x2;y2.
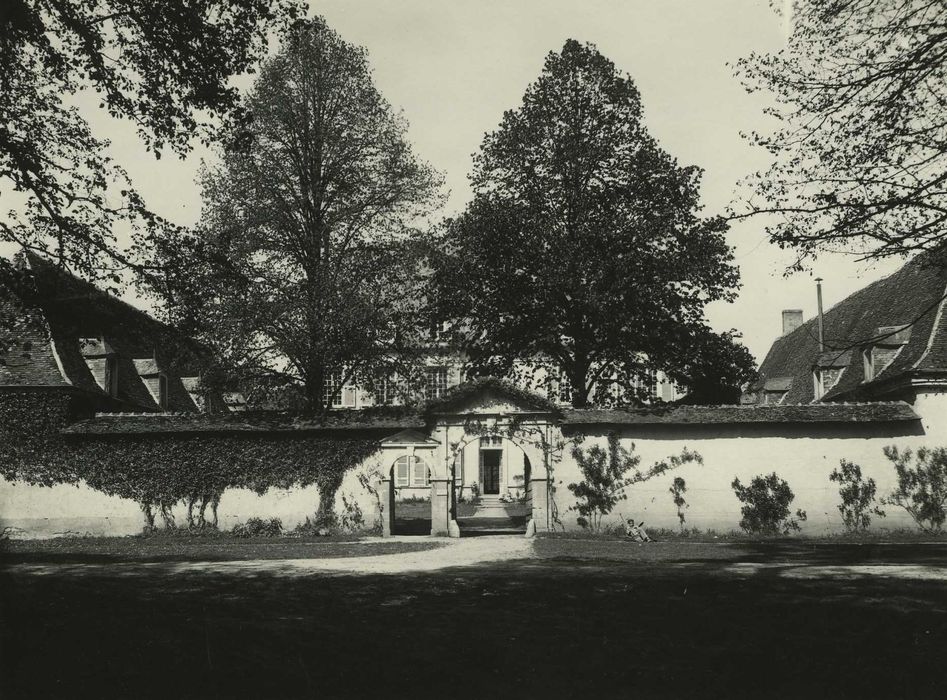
432;40;754;408
0;0;300;278
734;0;947;268
151;17;443;412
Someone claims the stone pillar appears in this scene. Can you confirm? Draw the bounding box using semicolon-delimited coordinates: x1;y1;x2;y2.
529;478;551;532
430;477;452;537
378;476;394;538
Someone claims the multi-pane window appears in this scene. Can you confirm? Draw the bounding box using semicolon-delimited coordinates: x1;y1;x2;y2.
393;455;430;488
424;366;448;400
323;370;344;408
375;374;406;406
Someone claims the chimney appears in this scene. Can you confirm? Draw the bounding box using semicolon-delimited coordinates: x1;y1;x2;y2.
816;278;825;352
782;309;803;336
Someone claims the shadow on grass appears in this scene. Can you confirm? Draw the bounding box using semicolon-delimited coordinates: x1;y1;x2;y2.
2;547;947;699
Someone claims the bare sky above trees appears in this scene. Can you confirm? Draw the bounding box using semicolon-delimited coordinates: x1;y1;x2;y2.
0;0;908;361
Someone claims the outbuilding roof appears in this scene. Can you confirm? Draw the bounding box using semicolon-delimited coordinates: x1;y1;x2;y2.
751;252;947;403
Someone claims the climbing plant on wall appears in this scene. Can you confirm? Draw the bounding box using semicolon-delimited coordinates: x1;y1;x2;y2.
0;389;380;529
568;433;702;532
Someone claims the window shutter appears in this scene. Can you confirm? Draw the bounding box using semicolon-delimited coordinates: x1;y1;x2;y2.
396;458;410;487
412;460;428;487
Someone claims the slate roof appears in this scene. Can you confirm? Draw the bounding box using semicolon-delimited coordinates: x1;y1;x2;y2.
1;253;216;412
563;402;919;425
751;253;947;403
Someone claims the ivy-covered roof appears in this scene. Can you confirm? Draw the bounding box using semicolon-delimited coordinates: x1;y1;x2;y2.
422;377;560;414
63;407;425;435
563;402;920;425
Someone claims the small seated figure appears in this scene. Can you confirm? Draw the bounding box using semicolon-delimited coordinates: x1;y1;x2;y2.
624;518;652;542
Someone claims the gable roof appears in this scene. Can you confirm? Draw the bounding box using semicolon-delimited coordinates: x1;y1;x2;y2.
423;377;560;414
752;253;947;403
1;253;212;412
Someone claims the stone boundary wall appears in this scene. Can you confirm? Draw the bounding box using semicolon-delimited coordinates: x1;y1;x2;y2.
3;393;945;538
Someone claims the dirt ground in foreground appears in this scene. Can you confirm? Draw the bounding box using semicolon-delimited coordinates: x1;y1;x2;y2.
2;538;946;699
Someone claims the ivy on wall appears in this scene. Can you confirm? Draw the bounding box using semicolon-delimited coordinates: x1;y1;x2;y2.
0;388;380;528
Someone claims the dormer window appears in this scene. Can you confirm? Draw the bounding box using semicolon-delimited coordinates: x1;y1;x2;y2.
133;358;168;410
80;337;119;398
181;376;205;412
813;367;844;400
761;377;792;405
812;351;851;400
862;326;911;382
863;347;875;381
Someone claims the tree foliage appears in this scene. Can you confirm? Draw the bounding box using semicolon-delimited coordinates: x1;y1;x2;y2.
829;458;884;533
881;445;947;532
150;17;443;412
432;39;754;407
735;0;947;268
0;0;300;279
568;433;701;531
731;472;807;535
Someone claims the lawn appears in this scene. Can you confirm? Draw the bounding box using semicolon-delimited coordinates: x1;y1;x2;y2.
0;535;441;564
2;537;947;699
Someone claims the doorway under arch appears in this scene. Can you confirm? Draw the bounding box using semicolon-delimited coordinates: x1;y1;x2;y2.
388;454;433;535
451;434;532;536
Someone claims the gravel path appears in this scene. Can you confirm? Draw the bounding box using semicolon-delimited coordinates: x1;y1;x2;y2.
6;535;535;578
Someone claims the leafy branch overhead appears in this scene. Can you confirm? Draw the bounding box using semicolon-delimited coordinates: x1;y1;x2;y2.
0;0;302;279
734;0;947;267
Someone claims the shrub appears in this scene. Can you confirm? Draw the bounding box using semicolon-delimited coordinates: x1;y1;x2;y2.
568;433;701;532
731;473;807;535
231;517;283;538
881;446;947;533
669;477;688;532
339;493;365;532
830;459;884;532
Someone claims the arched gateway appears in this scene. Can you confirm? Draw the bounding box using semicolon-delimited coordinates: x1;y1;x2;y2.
376;381;557;537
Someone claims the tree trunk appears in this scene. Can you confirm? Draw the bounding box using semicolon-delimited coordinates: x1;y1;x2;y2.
186;495;197;528
140;502;156;531
314;474;343;526
159;502;176;529
198;495;210;528
569;368;590;407
210;493;221;529
305;360;326;414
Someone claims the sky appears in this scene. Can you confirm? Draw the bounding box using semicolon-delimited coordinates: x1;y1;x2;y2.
3;0;905;363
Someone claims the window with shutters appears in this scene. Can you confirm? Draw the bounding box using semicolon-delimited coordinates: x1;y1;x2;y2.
393;455;430;487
